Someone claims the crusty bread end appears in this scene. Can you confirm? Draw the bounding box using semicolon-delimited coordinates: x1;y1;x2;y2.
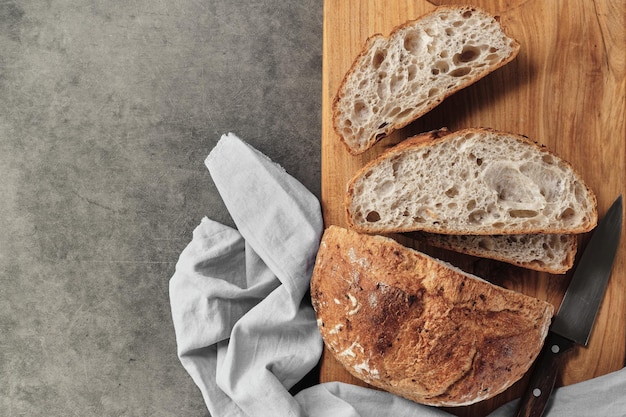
412;232;578;274
311;226;554;406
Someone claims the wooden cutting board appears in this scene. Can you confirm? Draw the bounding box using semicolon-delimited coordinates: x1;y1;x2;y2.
320;0;626;415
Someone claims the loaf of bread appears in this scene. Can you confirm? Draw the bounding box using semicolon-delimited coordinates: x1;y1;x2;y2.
346;128;598;235
310;226;554;406
333;6;520;155
412;232;577;274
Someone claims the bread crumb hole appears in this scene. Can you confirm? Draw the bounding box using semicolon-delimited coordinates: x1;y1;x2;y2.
390;74;404;93
486;53;500;63
509;209;539;218
391;159;401;176
407;64;417;81
542;154;554;164
559;207;575;221
449;67;471;77
432;60;449;75
478;239;493;250
403;30;422;54
445;186;459;197
428;87;439;97
397;108;413;118
366;211;381;222
373;49;386;69
386;106;401;118
468;210;486;224
455;45;481;64
353;101;369;121
462;10;473;18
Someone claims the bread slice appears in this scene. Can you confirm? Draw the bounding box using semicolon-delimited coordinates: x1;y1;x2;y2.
311;226;554;406
411;232;577;274
333;6;520;155
346;128;598;235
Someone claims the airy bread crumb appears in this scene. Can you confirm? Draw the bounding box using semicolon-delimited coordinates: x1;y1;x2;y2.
333;6;520;154
413;232;577;274
346;128;598;235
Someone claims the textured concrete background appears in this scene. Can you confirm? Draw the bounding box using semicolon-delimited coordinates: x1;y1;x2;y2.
0;1;322;415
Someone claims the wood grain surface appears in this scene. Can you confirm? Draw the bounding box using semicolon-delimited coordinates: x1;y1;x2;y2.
320;1;626;415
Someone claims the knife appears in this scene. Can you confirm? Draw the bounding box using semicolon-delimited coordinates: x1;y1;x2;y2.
514;195;623;417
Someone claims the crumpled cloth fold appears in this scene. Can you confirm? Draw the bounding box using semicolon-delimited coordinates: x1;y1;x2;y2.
170;133;626;417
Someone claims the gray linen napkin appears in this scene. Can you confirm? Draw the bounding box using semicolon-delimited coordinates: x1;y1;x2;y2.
170;133;626;417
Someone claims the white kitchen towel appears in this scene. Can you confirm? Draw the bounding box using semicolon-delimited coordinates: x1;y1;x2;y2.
170;133;626;417
294;369;626;417
170;133;324;417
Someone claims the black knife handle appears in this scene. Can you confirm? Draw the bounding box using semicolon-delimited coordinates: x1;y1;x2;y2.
514;332;576;417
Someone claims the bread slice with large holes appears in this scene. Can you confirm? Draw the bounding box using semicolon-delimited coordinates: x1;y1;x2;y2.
311;225;554;406
411;232;578;274
346;128;598;235
333;6;520;155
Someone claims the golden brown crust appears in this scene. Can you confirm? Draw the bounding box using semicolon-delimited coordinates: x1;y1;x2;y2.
311;226;554;406
332;6;521;155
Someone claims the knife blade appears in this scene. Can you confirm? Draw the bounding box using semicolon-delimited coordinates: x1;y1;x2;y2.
515;195;623;417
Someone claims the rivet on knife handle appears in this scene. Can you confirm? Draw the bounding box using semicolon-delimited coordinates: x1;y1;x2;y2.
514;332;575;417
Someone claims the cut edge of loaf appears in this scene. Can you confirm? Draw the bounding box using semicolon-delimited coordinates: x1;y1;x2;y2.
345;128;598;235
410;232;578;274
332;5;520;155
311;226;554;406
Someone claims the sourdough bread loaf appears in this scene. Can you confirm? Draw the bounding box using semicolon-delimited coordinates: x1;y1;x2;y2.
333;6;520;155
413;232;577;274
346;128;598;235
310;226;555;406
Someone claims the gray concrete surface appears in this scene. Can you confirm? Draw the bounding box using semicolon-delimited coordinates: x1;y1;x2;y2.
0;1;322;415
